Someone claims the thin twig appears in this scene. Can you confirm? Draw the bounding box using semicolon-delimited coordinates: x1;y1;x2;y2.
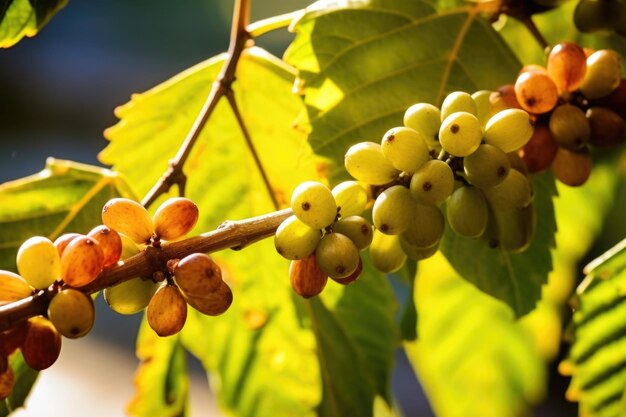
225;90;281;210
246;10;302;38
141;0;252;208
0;208;292;333
519;17;549;51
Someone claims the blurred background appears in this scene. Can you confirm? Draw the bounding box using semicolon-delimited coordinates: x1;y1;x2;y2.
0;1;605;416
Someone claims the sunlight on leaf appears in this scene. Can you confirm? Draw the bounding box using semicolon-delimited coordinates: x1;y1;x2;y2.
405;252;546;417
128;319;188;417
285;0;556;316
567;240;626;417
0;158;135;272
102;45;397;416
285;0;518;179
439;171;556;316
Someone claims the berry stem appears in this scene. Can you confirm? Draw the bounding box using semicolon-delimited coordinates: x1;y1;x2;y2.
141;0;252;208
0;208;293;332
224;89;281;210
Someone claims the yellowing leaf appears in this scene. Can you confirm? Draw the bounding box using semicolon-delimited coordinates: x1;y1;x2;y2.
0;158;135;271
406;252;546;417
129;320;188;417
102;42;397;416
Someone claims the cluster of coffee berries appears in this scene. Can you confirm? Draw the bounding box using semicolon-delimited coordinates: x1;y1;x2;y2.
274;180;373;297
499;42;624;186
346;91;536;272
574;0;626;37
0;223;124;397
99;197;232;337
274;91;538;288
145;253;232;337
0;196;233;397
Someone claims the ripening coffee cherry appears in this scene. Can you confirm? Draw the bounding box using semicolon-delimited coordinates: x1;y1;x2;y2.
53;233;81;258
60;236;104;287
580;50;622;99
381;126;430;173
463;144;511;189
549;104;590;150
17;236;60;290
574;0;612;33
332;257;363;285
104;277;160;315
291;181;337;229
0;271;32;304
372;185;414;235
174;253;222;297
547;42;587;93
185;281;233;316
289;254;328;298
153;197;199;241
88;225;122;268
147;284;187;337
482;169;533;210
439;112;482;157
315;233;360;279
586;107;626;147
484;109;534;153
0;322;27;356
403;103;441;149
274;215;321;261
332;181;368;217
447;186;489;238
552;147;593;187
519;125;559;173
102;198;154;244
401;204;445;248
399;238;439;261
0;367;14;400
332;216;373;251
514;71;558;114
344;142;400;185
22;316;62;371
47;289;95;339
410;160;455;206
440;91;477;120
369;231;406;273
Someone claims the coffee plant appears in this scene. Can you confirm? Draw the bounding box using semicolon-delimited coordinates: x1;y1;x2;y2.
1;0;626;416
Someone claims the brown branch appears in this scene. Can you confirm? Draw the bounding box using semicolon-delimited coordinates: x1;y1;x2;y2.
141;0;252;208
0;208;292;333
225;90;281;210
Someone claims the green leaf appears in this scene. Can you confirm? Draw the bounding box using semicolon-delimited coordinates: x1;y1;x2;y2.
566;239;626;417
0;158;135;272
0;0;67;48
180;242;322;417
128;319;189;417
284;0;521;180
0;353;38;417
285;0;556;315
102;46;397;416
405;252;546;417
319;252;398;402
544;157;622;306
439;171;557;316
306;297;375;417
